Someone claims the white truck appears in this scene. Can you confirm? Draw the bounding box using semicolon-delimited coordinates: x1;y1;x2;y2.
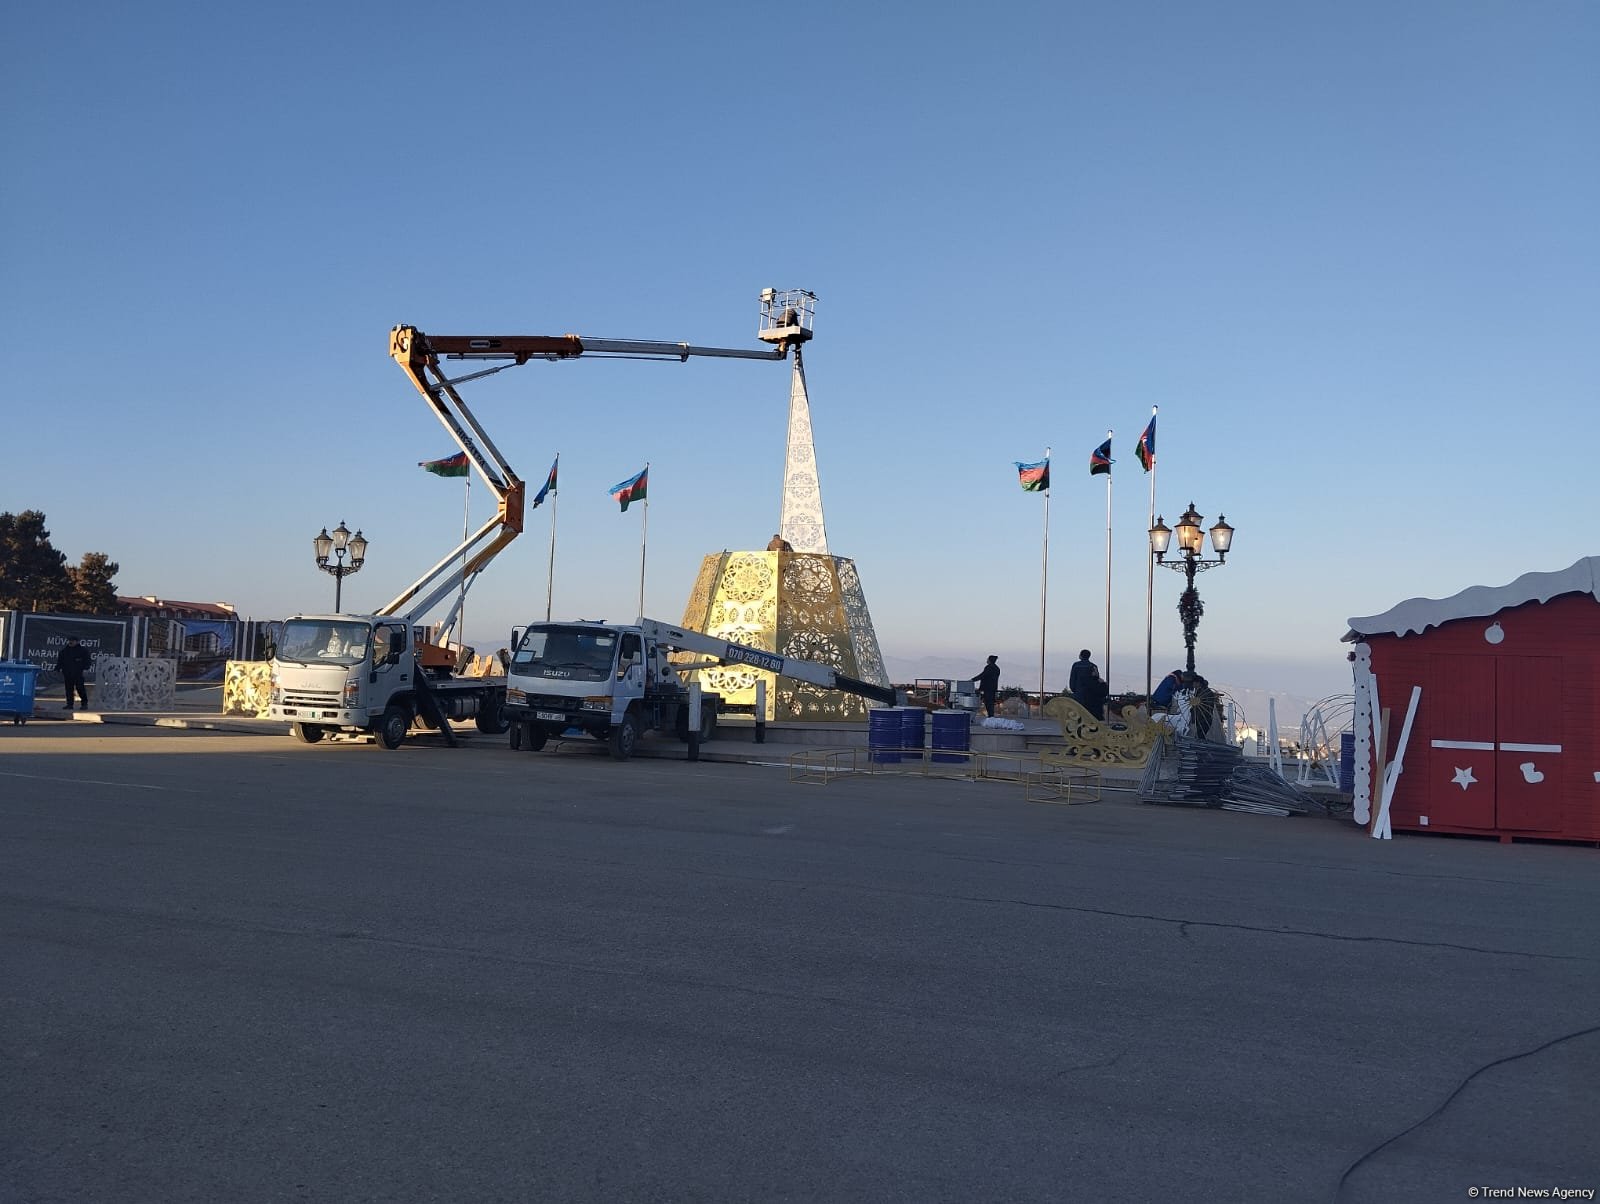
502;617;898;760
270;295;813;749
268;614;506;748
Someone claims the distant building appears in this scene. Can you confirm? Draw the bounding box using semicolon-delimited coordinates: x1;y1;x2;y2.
116;596;237;622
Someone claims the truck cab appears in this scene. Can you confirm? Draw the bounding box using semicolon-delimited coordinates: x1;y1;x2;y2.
503;621;716;760
269;614;505;748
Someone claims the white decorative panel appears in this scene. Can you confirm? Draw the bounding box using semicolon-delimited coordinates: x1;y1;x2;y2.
1350;643;1373;825
94;656;176;711
778;348;830;555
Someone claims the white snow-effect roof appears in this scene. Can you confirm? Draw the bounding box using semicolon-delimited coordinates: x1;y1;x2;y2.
1343;556;1600;640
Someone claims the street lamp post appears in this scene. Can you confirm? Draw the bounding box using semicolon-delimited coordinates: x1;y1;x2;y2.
313;520;369;612
1149;503;1234;677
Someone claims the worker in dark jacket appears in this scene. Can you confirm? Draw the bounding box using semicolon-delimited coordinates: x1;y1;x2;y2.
972;655;1000;718
1068;649;1098;709
56;637;91;710
1080;665;1110;721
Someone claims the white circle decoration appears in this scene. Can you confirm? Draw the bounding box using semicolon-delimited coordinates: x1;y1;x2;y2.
1484;622;1505;645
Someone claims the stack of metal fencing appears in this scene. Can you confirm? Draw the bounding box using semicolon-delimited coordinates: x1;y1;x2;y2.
1139;734;1325;817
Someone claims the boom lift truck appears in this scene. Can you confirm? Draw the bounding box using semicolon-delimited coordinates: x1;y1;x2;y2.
504;618;900;760
268;294;813;749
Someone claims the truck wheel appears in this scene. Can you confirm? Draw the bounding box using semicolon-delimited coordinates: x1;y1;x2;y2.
475;697;509;735
608;713;639;761
376;706;409;750
291;723;325;744
510;721;548;752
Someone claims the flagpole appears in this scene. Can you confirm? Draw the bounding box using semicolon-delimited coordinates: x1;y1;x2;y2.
1039;446;1050;714
637;461;650;622
459;473;470;647
545;455;558;622
1103;428;1113;693
1144;405;1158;699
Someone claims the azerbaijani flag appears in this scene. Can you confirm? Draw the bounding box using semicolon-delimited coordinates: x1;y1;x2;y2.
610;466;648;512
1135;415;1156;473
419;451;470;477
1089;439;1113;476
532;455;558;508
1015;459;1050;492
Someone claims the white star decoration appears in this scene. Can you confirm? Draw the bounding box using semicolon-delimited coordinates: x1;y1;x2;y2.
1452;766;1477;791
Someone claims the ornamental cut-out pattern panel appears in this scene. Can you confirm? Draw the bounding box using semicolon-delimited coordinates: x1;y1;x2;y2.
94;656;176;711
836;557;888;688
778;352;830;555
223;660;275;717
680;550;890;721
680;556;723;632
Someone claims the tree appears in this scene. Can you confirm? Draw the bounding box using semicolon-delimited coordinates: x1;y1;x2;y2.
0;510;70;611
0;511;119;614
67;551;120;614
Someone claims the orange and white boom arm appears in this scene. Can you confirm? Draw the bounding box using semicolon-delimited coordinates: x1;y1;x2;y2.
378;323;792;626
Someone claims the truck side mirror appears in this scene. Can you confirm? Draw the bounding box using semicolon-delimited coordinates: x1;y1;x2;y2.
383;629;406;664
511;626;526;650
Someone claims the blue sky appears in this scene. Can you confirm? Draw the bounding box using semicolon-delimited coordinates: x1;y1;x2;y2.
4;0;1595;704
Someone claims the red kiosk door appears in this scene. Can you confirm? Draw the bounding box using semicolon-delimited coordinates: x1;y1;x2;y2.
1426;656;1495;830
1494;655;1562;832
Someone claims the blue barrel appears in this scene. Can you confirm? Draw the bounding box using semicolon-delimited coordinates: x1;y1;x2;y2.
868;707;902;763
1338;731;1356;793
931;708;971;763
901;706;926;753
0;662;41;725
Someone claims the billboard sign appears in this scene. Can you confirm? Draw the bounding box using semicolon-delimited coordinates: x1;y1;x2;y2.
15;615;134;688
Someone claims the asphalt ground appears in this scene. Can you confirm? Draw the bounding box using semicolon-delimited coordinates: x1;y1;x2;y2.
1;724;1596;1204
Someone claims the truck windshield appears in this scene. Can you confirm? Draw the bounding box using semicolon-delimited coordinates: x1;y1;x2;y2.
276;620;371;666
510;626;617;682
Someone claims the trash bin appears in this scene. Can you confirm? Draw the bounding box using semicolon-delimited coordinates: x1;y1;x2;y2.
0;661;41;725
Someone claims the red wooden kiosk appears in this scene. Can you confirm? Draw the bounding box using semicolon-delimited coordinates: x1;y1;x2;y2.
1344;557;1600;843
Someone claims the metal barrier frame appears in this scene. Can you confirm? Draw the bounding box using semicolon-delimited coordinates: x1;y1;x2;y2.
787;747;863;785
784;746;1102;804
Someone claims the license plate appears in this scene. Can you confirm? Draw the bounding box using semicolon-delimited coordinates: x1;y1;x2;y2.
535;711;565;722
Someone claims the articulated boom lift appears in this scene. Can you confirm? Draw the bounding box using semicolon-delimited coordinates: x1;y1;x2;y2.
380;292;815;646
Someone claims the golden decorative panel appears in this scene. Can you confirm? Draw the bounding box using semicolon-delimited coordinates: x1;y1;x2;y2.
680;550;889;722
223;660;275;717
1040;696;1166;768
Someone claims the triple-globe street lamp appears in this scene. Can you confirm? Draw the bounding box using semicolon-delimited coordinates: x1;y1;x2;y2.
1149;503;1235;678
313;520;369;612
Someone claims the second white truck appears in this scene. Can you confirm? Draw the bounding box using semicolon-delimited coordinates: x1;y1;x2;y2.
503;618;898;759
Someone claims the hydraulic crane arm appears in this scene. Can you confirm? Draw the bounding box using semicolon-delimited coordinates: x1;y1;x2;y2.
418;333;787;364
639;619;898;707
379;316;801;626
